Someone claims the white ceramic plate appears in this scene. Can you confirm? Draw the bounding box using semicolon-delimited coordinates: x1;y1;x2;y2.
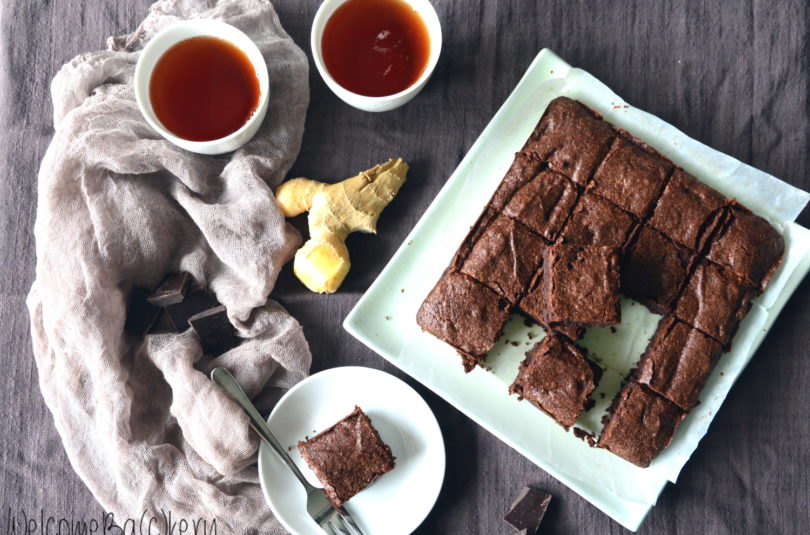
342;49;810;531
258;366;445;535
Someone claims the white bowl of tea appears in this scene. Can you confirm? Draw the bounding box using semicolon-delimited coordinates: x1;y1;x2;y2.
311;0;442;112
134;19;270;155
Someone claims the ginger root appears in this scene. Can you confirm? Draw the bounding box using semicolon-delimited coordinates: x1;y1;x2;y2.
276;158;409;293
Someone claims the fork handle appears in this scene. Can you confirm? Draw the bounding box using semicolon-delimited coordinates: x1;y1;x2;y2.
211;367;313;490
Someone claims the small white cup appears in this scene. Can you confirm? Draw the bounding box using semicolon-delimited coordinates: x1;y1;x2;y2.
311;0;442;113
134;20;270;155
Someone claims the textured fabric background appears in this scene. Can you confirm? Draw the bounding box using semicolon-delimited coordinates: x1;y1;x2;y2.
2;1;808;534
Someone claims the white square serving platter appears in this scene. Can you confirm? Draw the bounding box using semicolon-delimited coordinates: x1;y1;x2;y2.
343;49;810;531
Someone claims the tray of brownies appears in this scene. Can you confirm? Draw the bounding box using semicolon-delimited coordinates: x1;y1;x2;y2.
344;49;810;531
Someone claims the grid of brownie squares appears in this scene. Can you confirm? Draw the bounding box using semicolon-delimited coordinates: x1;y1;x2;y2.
417;96;785;467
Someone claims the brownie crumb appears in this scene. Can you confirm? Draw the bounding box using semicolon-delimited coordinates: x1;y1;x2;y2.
510;341;520;347
599;392;606;399
385;315;391;320
527;332;537;339
610;326;617;334
573;427;597;447
400;288;405;293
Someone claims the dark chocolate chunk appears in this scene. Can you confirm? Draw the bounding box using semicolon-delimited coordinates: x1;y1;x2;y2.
149;309;177;334
416;271;511;372
509;334;602;429
146;272;192;306
504;486;552;535
522;97;616;185
298;406;396;508
598;383;685;467
165;288;218;332
188;305;237;356
124;287;161;336
588;135;673;218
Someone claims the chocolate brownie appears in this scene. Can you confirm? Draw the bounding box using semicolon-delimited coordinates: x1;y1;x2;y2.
622;225;696;314
509;334;602;429
519;273;586;341
489;152;545;210
648;169;728;251
588;135;674;218
633;316;724;410
460;214;547;304
705;202;785;290
674;259;756;346
298;406;395;508
558;193;637;249
598;383;685;467
416;271;511;372
522;97;616;185
503;169;579;242
542;244;620;326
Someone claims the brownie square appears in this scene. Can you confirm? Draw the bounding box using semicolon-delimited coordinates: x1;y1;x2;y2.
674;259;757;346
558;193;637;249
622;225;696;314
633;316;724;410
705;202;785;290
298;406;395;508
509;334;602;429
519;274;586;341
598;383;685;467
522;97;616;185
542;244;621;325
588;135;674;218
459;214;547;304
648;169;728;251
417;271;511;372
490;152;545;210
503;169;579;242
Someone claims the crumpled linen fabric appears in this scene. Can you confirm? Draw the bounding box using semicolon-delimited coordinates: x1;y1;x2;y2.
26;0;311;533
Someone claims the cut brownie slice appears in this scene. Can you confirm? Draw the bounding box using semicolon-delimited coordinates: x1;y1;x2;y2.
598;383;685;467
503;169;579;242
588;135;674;218
558;193;637;249
459;214;547;304
298;406;395;508
633;316;724;410
417;271;511;372
705;202;785;291
489;152;545;210
519;273;586;341
522;97;616;186
509;334;602;429
674;259;756;346
542;244;620;326
622;225;697;314
648;169;728;251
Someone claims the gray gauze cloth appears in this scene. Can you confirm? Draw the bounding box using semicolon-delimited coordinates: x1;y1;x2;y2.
26;0;311;533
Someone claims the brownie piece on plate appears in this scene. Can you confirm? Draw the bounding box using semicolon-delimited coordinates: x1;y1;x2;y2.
588;135;674;218
542;244;621;326
518;273;587;341
298;406;395;508
509;334;602;429
417;271;511;372
674;259;756;346
503;169;579;242
522;97;616;186
598;383;686;467
459;214;547;304
489;152;545;210
705;202;785;291
633;316;724;410
558;193;637;249
648;169;728;251
622;225;697;314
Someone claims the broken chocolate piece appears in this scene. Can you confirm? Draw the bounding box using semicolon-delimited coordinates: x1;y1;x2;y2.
188;305;237;356
146;272;192;306
124;287;161;336
504;486;551;535
148;309;177;335
165;288;218;332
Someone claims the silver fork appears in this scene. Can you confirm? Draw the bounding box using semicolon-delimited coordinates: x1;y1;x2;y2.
211;367;365;535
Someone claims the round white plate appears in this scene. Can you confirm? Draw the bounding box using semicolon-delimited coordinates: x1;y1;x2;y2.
258;366;445;535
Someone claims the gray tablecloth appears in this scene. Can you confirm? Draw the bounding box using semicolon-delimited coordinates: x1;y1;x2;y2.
2;1;808;533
